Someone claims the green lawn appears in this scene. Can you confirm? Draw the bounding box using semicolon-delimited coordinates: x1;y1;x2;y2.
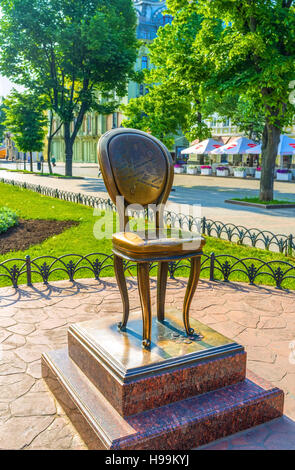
0;182;294;289
232;197;294;205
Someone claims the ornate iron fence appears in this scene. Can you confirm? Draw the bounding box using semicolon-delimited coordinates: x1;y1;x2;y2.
1;252;295;290
1;177;295;255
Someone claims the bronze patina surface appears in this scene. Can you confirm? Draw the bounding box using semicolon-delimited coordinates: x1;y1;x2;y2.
68;308;242;381
98;128;205;348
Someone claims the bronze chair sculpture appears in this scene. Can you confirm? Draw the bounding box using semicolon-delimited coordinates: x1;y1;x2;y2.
98;128;205;349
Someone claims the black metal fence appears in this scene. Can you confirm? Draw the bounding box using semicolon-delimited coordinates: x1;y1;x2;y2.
1;177;294;256
1;252;295;290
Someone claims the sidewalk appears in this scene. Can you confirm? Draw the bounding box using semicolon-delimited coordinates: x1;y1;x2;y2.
0;166;295;235
0;278;294;449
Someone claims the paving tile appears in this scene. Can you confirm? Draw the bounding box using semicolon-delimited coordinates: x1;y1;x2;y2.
0;278;294;450
0;416;55;449
11;392;56;417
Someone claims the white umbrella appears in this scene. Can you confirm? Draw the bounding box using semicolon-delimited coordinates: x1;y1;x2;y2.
181;138;223;155
244;135;295;155
211;137;258;154
244;144;261;154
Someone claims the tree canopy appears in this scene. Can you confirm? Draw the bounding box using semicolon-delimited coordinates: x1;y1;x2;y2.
4;91;48;171
123;0;295;200
0;0;138;175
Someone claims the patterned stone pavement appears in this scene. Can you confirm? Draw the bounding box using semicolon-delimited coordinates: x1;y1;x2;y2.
0;277;295;450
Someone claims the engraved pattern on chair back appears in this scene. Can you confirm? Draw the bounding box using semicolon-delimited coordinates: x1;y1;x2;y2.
98;128;174;231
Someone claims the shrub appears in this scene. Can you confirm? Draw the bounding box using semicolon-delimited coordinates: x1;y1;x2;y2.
0;207;18;234
235;167;246;171
216;166;228;171
201;165;212;169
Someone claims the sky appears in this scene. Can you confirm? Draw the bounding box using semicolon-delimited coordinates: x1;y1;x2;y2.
0;76;23;97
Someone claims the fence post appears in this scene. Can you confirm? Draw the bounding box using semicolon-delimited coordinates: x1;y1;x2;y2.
26;255;32;286
288;234;293;256
202;216;206;235
209;252;215;281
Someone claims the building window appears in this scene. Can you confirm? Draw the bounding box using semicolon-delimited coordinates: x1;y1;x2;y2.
87;115;92;134
141;56;148;70
139;84;144;96
112;113;118;128
162;15;172;25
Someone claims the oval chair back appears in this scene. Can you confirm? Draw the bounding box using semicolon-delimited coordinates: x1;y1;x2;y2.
98;128;174;232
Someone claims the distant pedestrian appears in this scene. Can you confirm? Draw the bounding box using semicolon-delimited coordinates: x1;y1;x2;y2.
51;156;56;167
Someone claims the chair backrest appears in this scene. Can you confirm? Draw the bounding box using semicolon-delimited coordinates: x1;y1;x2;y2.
98;128;174;231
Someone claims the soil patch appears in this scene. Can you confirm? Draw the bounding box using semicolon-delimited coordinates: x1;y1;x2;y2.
0;219;79;254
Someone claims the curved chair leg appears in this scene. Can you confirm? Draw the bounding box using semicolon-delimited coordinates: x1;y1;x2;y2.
157;261;169;322
114;255;129;331
183;256;201;336
137;262;152;349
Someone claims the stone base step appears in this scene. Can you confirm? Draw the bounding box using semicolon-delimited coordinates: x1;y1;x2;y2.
42;348;284;450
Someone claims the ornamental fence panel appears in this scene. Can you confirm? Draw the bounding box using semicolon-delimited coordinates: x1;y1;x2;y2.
1;252;295;290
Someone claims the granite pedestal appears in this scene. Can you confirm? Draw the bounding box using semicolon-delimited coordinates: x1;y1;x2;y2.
42;309;284;449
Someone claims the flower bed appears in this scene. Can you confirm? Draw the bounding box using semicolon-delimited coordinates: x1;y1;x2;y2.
187;165;198;175
174;164;184;174
216;166;229;177
201;165;212;176
255;168;261;179
234;167;247;178
0;207;18;234
276;169;293;181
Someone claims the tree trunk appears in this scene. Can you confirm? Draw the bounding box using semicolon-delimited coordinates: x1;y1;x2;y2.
29;151;33;172
64;122;73;177
259;122;281;201
47;135;53;175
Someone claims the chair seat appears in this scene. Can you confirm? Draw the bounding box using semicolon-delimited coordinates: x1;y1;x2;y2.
112;231;205;259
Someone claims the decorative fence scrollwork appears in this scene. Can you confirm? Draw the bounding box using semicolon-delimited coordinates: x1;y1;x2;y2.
1;177;294;255
1;252;295;290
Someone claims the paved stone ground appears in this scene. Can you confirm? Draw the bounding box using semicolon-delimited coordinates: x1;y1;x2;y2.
1;166;295;236
0;278;295;450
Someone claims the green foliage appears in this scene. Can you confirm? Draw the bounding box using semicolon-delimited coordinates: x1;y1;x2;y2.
121;2;265;145
0;100;7;143
124;0;295;199
0;206;18;234
0;0;138;174
4;91;47;154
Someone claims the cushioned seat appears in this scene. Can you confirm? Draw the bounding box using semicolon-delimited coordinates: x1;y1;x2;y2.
113;231;205;259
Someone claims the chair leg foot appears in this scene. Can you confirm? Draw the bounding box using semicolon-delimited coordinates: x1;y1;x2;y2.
137;263;152;349
183;257;201;336
157;261;169;322
114;255;129;330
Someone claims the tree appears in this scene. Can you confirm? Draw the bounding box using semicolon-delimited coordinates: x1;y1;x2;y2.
4;91;48;171
122;5;211;145
0;0;138;176
194;0;295;200
0;100;7;143
123;0;295;200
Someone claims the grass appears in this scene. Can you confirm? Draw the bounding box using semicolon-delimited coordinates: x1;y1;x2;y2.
232;197;294;205
0;181;294;289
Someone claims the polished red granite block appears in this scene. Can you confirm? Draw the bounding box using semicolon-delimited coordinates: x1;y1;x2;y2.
42;349;284;450
68;311;246;416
